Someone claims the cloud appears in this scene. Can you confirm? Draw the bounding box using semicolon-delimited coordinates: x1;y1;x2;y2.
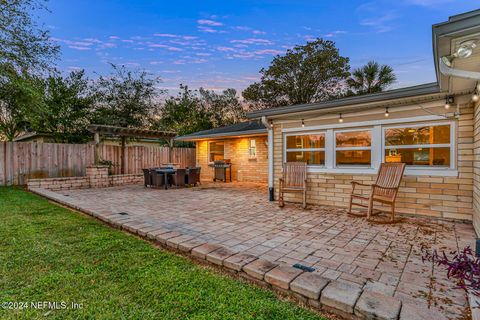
254;49;283;55
149;61;164;65
230;38;273;45
153;33;178;37
148;43;183;51
197;19;223;26
68;45;91;51
217;46;236;52
359;11;396;33
198;26;219;33
252;30;266;35
233;26;251;31
324;30;347;38
109;36;120;40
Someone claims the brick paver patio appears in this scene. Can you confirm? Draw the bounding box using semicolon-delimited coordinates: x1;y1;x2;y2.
57;182;474;318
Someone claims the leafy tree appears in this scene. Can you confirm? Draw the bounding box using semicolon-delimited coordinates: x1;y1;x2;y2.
243;38;350;109
0;0;59;71
0;63;44;140
28;69;94;143
92;64;163;128
199;88;245;127
156;85;212;138
346;60;396;95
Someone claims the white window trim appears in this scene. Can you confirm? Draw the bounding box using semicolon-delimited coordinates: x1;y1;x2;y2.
282;119;457;177
284;131;326;167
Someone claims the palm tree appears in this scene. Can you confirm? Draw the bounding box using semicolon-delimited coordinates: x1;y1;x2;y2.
346;61;396;95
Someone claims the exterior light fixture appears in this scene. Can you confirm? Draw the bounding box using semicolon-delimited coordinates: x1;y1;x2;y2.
301;119;305;127
338;114;343;123
442;40;477;67
445;96;454;109
473;92;480;102
269;120;273;128
474;84;480;102
385;107;389;117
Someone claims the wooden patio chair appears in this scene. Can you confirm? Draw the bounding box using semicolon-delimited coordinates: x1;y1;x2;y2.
278;162;307;209
348;163;406;223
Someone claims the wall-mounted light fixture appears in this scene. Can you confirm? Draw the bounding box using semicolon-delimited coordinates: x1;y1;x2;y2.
384;107;389;117
338;114;343;123
473;84;480;102
445;96;454;109
301;119;305;128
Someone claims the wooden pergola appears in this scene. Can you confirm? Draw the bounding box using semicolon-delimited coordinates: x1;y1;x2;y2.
87;124;177;174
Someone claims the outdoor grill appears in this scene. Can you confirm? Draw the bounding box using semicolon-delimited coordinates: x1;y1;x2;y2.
211;159;232;182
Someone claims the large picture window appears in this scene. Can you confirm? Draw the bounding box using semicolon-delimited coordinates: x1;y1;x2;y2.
335;130;371;166
384;124;451;167
282;119;455;176
285;133;325;165
209;141;224;162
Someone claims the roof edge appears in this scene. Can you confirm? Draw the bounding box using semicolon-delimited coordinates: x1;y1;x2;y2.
246;82;441;119
176;129;267;141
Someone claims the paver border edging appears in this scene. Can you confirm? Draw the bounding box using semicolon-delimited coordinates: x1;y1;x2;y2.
29;187;444;320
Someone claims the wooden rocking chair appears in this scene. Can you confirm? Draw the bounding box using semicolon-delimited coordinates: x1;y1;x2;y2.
279;162;307;209
348;163;406;223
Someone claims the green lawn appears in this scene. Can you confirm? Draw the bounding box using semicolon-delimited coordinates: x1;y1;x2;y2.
0;187;326;320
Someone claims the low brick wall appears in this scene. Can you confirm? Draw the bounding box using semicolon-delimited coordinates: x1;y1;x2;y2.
27;165;142;191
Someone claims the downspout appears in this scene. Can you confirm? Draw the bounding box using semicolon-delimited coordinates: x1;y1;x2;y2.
261;116;274;201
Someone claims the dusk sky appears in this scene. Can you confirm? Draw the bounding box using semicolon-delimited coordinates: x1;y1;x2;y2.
42;0;479;94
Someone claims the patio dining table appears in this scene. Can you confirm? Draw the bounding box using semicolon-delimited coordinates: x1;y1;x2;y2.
155;168;177;190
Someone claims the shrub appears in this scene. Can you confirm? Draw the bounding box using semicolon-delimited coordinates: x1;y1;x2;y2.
422;246;480;296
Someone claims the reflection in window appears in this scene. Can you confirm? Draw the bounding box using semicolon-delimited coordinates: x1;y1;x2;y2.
209;141;224;162
248;139;256;158
335;130;371;166
285;133;325;165
384;124;451;167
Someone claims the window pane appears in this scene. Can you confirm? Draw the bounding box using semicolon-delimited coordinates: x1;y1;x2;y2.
209;142;224;162
286;151;325;165
249;139;256;157
385;147;450;166
336;150;371;165
336;131;371;147
287;134;325;149
385;125;450;146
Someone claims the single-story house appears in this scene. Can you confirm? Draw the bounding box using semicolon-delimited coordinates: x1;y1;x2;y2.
177;10;480;234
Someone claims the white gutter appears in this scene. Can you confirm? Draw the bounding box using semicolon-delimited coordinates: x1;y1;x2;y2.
261;116;274;201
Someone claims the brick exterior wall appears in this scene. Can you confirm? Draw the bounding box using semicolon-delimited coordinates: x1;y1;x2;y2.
27;165;143;191
473;100;480;234
273;98;475;221
196;135;268;183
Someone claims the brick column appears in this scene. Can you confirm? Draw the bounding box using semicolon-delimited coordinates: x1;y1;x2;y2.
86;165;110;188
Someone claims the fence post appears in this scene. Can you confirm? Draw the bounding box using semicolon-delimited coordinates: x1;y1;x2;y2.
94;132;100;164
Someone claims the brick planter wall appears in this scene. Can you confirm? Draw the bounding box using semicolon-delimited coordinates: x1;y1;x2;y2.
27;165;142;191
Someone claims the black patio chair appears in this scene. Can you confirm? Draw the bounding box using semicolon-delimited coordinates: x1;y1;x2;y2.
170;168;186;188
185;167;200;186
151;170;165;188
142;168;153;187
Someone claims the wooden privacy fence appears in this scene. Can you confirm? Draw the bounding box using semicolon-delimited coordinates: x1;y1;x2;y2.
0;141;196;185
